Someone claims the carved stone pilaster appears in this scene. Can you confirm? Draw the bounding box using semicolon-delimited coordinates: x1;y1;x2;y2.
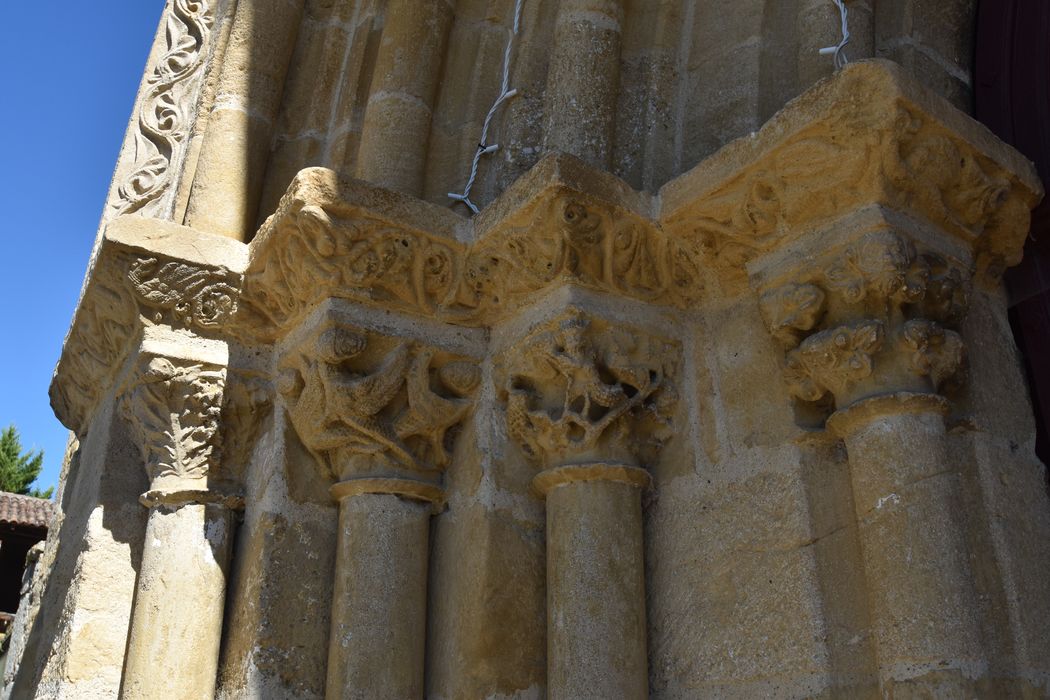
760;229;970;409
500;310;678;475
119;354;230;507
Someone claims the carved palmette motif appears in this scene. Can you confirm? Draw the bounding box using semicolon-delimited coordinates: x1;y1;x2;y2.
278;325;479;479
120;356;226;486
110;0;215;218
761;230;971;404
501;312;678;468
467;198;703;313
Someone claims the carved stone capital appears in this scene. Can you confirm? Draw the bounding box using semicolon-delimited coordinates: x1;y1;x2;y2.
499;311;679;470
278;319;480;483
50;216;247;438
119;354;227;504
760;228;970;410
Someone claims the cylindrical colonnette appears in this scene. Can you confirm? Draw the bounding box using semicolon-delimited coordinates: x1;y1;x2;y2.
828;393;987;686
120;496;237;699
354;0;453;195
543;0;625;169
184;0;305;240
325;478;444;699
536;464;649;700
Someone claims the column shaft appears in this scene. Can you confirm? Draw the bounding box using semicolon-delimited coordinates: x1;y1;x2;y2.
830;395;986;685
326;492;432;699
354;0;453;195
543;0;624;169
121;502;235;699
545;477;647;699
183;0;305;239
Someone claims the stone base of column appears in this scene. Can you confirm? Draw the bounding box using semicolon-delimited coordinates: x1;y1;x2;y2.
120;496;237;700
325;478;444;699
536;463;650;700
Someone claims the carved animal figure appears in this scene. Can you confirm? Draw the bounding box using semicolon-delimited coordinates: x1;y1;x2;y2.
394;350;480;469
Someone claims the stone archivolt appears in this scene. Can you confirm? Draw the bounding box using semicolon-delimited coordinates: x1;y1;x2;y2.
110;0;215;218
760;229;969;408
278;321;479;483
500;311;678;471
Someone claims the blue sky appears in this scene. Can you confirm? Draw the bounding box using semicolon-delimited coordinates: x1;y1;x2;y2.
1;3;164;493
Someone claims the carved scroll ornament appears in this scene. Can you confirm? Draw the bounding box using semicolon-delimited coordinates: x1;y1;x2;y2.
111;0;215;217
242;190;703;333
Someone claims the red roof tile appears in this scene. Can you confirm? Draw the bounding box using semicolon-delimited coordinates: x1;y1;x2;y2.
0;492;53;530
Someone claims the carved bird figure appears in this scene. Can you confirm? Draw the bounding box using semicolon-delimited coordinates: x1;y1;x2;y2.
395;350;480;469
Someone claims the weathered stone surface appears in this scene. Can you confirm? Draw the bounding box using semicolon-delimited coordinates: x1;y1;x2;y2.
19;12;1050;700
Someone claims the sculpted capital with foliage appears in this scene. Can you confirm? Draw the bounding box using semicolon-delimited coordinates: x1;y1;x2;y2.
502;312;678;469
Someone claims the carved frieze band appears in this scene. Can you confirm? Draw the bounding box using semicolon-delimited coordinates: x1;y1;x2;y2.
109;0;216;218
278;323;480;483
760;230;969;405
119;355;226;495
242;195;703;333
498;311;679;470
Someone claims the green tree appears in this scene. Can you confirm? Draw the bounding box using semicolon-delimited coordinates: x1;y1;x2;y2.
0;425;52;499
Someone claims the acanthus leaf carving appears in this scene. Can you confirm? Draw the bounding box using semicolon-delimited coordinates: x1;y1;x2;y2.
759;283;827;346
823;231;927;307
120;356;226;488
900;319;964;390
501;312;678;469
762;230;974;408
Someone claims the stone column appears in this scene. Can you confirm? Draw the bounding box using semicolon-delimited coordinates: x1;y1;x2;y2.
543;0;625;169
502;311;678;699
536;464;650;699
278;319;479;698
184;0;306;239
759;229;986;687
355;0;453;195
118;355;239;700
